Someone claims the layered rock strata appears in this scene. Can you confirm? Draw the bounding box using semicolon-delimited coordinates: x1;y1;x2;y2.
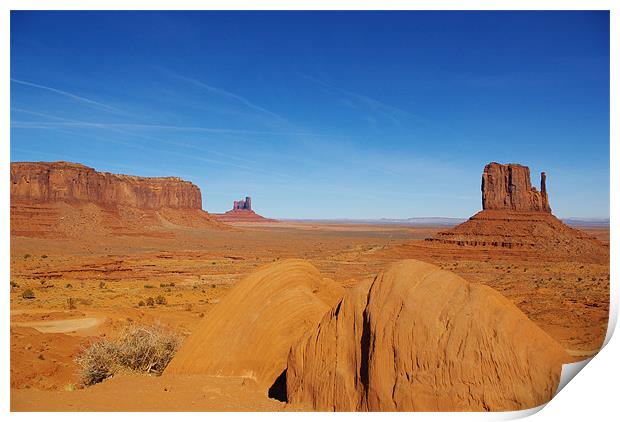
428;162;605;258
482;162;550;213
10;161;217;237
11;161;202;209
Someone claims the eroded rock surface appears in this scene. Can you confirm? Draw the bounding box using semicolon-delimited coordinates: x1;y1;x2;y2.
11;161;202;209
482;162;550;213
429;162;606;260
10;161;219;237
286;260;567;411
165;259;344;390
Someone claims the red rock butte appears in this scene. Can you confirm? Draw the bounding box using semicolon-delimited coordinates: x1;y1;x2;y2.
429;162;606;261
10;161;220;238
482;162;550;213
212;196;275;223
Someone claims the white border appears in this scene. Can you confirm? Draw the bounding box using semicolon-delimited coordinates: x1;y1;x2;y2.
1;1;616;421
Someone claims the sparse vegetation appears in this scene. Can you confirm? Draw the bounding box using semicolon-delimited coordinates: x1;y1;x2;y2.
65;283;73;288
138;300;145;307
10;280;19;288
144;284;155;289
22;289;35;299
75;324;181;386
67;297;77;310
24;254;31;259
41;255;48;259
155;295;167;305
146;297;155;307
99;281;106;289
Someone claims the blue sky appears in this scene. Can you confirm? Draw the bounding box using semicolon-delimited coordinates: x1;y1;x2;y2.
10;11;609;218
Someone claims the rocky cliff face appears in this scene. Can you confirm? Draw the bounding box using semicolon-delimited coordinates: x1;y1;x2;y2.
10;161;202;210
482;162;550;213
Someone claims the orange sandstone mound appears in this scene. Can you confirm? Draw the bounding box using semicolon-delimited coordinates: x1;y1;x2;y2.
428;162;606;260
286;259;568;411
10;161;221;237
165;259;343;391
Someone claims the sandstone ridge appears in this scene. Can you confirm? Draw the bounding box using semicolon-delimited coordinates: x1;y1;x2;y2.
286;259;568;411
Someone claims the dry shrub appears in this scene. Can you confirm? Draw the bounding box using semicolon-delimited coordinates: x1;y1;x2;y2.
67;297;77;310
75;324;181;386
21;289;35;299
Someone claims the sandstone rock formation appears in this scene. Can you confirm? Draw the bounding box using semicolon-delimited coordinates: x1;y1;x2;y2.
482;162;550;213
10;161;219;237
286;259;568;411
165;259;344;391
429;162;606;260
11;161;202;209
211;196;275;223
233;196;252;211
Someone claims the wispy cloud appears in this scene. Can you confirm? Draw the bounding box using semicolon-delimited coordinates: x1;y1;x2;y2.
11;78;121;113
12;108;261;167
302;74;420;126
11;120;326;137
10;108;293;180
165;70;287;123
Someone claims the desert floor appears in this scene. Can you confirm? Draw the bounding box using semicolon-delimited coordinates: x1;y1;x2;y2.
9;222;610;411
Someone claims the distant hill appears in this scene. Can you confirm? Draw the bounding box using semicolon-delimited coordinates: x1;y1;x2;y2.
278;217;467;226
560;218;609;228
280;216;609;228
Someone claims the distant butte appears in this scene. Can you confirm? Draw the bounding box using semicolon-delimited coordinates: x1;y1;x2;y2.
211;196;275;223
428;162;606;260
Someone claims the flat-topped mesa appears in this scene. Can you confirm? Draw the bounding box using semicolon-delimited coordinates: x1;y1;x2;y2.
482;162;551;213
10;161;202;210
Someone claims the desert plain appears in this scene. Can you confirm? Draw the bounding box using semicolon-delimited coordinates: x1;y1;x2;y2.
9;161;610;411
